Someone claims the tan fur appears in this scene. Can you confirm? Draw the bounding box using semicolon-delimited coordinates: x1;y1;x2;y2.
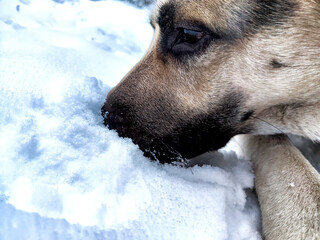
104;0;320;238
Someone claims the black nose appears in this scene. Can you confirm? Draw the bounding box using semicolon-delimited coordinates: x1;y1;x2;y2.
101;101;149;146
101;101;178;163
101;102;130;136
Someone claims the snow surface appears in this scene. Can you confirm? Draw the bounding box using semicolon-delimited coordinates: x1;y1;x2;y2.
0;0;264;239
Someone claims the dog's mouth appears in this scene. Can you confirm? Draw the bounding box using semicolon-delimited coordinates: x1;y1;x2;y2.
102;103;234;164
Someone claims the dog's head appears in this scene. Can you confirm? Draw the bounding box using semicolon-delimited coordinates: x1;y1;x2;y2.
102;0;320;163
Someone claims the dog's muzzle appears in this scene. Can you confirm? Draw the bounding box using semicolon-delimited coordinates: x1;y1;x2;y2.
101;97;236;164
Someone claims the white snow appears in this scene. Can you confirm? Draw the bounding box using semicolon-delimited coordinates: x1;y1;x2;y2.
0;0;263;239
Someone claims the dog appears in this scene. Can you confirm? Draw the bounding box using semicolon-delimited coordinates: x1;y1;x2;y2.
102;0;320;239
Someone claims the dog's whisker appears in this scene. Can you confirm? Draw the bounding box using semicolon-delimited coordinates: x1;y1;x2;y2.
250;115;286;135
249;116;296;146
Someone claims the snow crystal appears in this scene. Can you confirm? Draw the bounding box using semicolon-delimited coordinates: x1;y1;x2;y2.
0;0;263;239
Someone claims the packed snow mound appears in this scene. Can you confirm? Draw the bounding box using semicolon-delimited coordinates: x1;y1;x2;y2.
0;0;262;239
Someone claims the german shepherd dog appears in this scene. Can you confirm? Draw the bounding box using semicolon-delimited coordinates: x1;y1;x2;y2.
102;0;320;239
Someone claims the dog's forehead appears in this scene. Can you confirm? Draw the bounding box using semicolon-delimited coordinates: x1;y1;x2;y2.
153;0;245;29
152;0;297;36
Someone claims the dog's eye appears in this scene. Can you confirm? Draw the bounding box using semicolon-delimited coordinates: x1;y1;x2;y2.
168;26;215;57
179;28;205;44
162;23;220;58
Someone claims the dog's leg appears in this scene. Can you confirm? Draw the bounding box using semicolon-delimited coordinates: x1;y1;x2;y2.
241;135;320;240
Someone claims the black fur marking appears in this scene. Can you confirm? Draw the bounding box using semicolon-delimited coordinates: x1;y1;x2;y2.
146;93;245;162
226;0;298;39
157;2;176;30
241;110;254;122
157;2;178;56
251;0;297;30
270;59;286;69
